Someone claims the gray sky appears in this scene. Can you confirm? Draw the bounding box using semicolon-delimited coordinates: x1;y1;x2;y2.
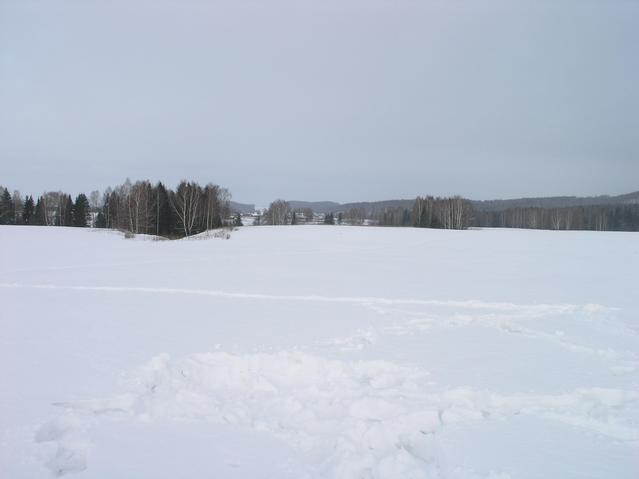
1;0;638;205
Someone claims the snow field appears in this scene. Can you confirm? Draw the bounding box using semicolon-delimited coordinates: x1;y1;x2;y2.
1;225;638;478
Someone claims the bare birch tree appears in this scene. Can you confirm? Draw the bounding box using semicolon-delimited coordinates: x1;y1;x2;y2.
266;199;290;225
170;181;202;236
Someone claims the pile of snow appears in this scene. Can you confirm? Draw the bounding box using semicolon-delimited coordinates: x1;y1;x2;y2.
36;351;638;478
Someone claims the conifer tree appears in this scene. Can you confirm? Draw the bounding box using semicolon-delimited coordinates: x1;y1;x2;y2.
0;188;14;225
22;196;35;225
95;211;107;228
63;195;74;226
73;193;90;227
34;197;46;225
154;182;174;236
324;212;335;225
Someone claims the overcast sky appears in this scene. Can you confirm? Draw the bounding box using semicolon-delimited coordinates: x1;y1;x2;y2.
1;0;637;205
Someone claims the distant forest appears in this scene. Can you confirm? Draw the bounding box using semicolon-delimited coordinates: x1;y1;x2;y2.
268;192;639;232
372;198;639;231
1;181;638;235
271;193;639;231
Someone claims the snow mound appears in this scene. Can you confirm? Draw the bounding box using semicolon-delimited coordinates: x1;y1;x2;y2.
36;351;639;478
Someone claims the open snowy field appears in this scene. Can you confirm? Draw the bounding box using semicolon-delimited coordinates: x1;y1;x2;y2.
1;225;638;478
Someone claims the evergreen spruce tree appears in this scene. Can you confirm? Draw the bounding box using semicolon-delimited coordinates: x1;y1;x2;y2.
154;182;174;236
73;193;90;227
233;213;243;227
291;211;297;225
95;211;107;228
22;196;35;225
0;188;14;225
34;197;46;225
63;195;74;226
402;209;411;226
324;212;335;225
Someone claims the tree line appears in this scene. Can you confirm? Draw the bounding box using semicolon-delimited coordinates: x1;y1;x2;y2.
257;196;474;229
3;182;637;233
372;198;639;231
0;187;92;227
473;204;639;231
0;179;231;238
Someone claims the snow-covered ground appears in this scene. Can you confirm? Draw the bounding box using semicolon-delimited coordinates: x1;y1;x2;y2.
1;225;638;478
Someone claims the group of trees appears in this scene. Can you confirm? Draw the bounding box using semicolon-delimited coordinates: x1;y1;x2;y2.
263;199;290;225
255;200;333;225
375;197;639;231
0;180;231;238
474;204;639;231
257;196;474;229
413;196;472;229
101;180;230;237
260;200;342;226
377;196;474;229
324;212;336;225
343;207;366;225
0;187;91;227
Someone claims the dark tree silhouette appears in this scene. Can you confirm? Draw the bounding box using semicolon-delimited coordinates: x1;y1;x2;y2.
73;194;90;227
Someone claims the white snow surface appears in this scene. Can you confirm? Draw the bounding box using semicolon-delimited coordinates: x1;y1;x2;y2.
1;225;638;478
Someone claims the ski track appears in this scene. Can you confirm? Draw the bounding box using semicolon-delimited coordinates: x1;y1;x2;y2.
8;282;633;372
324;303;639;375
0;282;615;313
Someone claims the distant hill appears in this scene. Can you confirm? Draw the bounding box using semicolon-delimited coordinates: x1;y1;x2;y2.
229;201;256;214
287;201;341;213
339;200;416;215
234;191;639;215
286;199;415;215
471;191;639;212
